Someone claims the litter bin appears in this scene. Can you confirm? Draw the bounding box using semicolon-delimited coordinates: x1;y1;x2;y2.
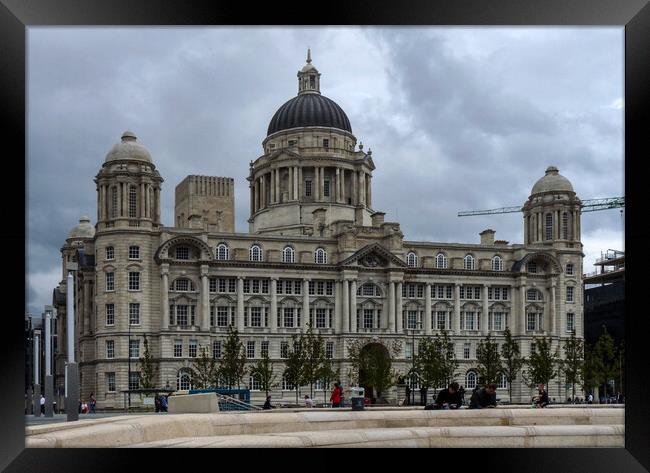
350;387;365;411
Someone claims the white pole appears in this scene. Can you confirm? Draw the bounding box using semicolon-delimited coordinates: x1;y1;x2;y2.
45;310;52;376
67;272;75;363
34;330;40;385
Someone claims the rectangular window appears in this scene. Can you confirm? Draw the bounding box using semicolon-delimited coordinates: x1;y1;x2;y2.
459;286;465;299
488;287;493;300
262;280;269;294
326;282;334;296
474;287;481;299
105;246;114;260
566;313;575;332
176;305;188;326
464;312;475;331
502;288;509;300
106;340;115;359
228;278;236;293
527;313;537;331
252;279;260;294
309;281;315;295
464;343;471;359
261;341;269;357
128;272;140;291
408;284;416;298
316;308;328;328
545;213;553;240
326;341;334;359
169;305;175;325
216;307;229;327
106;372;116;392
106;304;115;326
218;278;227;293
283;308;294;327
247;341;255;359
437;312;446;330
106;272;115;292
317;281;325;295
528;262;537;273
446;286;452;299
128;245;140;260
323;138;329;148
174;340;183;358
209;277;217;293
129;339;140;358
493;312;503;331
129;372;140;391
305;180;312;197
562;213;569;239
212;340;221;359
566;263;574;276
280;341;289;358
288;139;297;147
294;280;302;294
243;279;250;293
405;342;413;360
363;309;374;329
129;186;137;218
407;310;418;329
566;286;574;302
323;180;330;197
129;303;140;325
251;307;262;327
188;340;197;358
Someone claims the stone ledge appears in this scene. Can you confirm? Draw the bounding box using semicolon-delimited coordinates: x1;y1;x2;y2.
25;408;624;448
125;424;625;448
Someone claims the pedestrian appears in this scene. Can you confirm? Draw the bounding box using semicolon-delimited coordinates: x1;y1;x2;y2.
432;382;462;409
330;382;342;408
40;394;45;414
587;393;593;404
469;383;497;409
160;395;168;412
532;383;549;408
617;392;624;404
89;392;96;413
154;394;161;413
304;395;315;408
405;385;411;406
263;395;273;410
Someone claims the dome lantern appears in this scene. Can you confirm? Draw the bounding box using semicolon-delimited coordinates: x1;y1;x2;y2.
297;48;321;95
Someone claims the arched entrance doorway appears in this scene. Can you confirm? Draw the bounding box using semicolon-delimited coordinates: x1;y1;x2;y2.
358;343;392;404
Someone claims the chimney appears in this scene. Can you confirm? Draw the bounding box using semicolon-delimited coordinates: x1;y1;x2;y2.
480;229;495;245
371;212;385;227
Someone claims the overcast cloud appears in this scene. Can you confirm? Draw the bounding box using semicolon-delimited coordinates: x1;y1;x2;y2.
26;27;624;316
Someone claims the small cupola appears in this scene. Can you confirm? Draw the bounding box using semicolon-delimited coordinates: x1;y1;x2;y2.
297;48;321;95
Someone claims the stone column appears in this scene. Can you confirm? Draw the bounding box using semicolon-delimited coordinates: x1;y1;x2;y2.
254;181;259;213
454;284;461;333
334;280;341;333
550;281;557;335
288;167;293;200
161;265;169;329
270;278;278;333
396;282;403;333
367;175;372;208
482;284;489;335
201;265;210;330
83;280;90;336
315;166;321;201
350;280;357;333
341;169;346;203
342;280;350;333
524;215;529;245
237;277;245;331
303;279;310;330
335;168;341;203
388;281;396;333
140;183;145;218
352;171;358;205
519;282;527;335
321;167;326;201
423;283;432;335
154;187;161;224
298;167;303;198
276;168;281;203
359;172;366;205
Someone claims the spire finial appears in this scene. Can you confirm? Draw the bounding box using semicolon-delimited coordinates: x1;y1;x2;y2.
307;48;312;64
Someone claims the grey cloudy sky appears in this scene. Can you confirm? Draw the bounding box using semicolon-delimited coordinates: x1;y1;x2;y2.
26;27;624;316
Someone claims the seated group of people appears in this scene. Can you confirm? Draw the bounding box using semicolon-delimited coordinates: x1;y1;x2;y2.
427;382;550;409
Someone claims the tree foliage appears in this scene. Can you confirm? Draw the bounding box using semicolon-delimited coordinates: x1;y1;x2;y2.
249;350;277;396
318;357;340;402
283;334;306;404
302;324;326;397
524;336;559;389
189;345;218;389
500;327;524;401
436;330;459;387
591;326;619;398
476;333;502;386
560;331;584;399
138;334;157;389
359;344;398;399
218;326;247;388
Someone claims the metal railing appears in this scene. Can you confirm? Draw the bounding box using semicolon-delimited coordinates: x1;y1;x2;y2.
215;392;262;411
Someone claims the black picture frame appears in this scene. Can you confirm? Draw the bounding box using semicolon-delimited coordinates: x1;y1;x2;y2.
3;0;648;470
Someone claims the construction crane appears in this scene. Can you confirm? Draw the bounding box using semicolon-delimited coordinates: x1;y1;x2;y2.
457;196;625;217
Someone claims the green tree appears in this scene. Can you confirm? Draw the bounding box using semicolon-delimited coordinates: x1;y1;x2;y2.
560;331;584;400
476;333;502;386
302;324;326;397
189;345;218;389
414;337;440;392
359;344;398;401
138;334;157;389
524;336;559;391
500;327;524;402
249;350;277;396
218;326;247;388
592;326;618;400
318;357;340;403
581;342;598;396
435;330;459;387
283;334;306;405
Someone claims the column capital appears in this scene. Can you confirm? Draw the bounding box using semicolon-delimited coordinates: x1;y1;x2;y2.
270;276;279;281
161;263;170;274
200;264;209;275
237;276;245;280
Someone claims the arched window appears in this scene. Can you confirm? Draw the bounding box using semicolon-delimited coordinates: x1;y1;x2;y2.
129;185;137;218
111;187;118;218
173;278;195;292
314;248;327;264
492;255;503;271
282;246;295;263
250;244;262;262
464;254;475;270
497;373;508;389
177;370;192;391
216;243;229;260
175;246;190;260
406;251;418;267
527;261;537;273
435;253;448;269
466;371;478;390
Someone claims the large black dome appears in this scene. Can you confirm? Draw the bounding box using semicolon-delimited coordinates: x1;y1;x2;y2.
267;93;352;136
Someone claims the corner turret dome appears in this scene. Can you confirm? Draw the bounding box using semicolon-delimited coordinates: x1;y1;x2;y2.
104;131;152;163
68;216;95;239
531;166;574;195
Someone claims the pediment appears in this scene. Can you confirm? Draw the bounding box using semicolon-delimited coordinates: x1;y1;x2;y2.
267;149;302;162
339;243;408;269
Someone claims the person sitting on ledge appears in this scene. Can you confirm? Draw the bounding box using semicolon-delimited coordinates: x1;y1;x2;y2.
433;382;463;409
469;383;497;409
263;395;274;410
532;383;549;408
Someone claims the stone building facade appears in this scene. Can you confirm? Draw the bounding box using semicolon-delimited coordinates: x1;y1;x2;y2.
53;52;584;408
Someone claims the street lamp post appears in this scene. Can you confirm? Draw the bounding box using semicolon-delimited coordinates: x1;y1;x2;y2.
128;320;131;409
66;271;79;421
44;307;54;417
33;329;41;417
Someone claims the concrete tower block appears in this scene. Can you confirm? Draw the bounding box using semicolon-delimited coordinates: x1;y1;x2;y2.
175;176;235;232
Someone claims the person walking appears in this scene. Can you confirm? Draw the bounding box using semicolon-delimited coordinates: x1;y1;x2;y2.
587;393;593;404
263;395;273;410
330;382;342;408
160;394;168;412
89;392;97;413
469;383;497;409
154;394;161;413
40;394;45;414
